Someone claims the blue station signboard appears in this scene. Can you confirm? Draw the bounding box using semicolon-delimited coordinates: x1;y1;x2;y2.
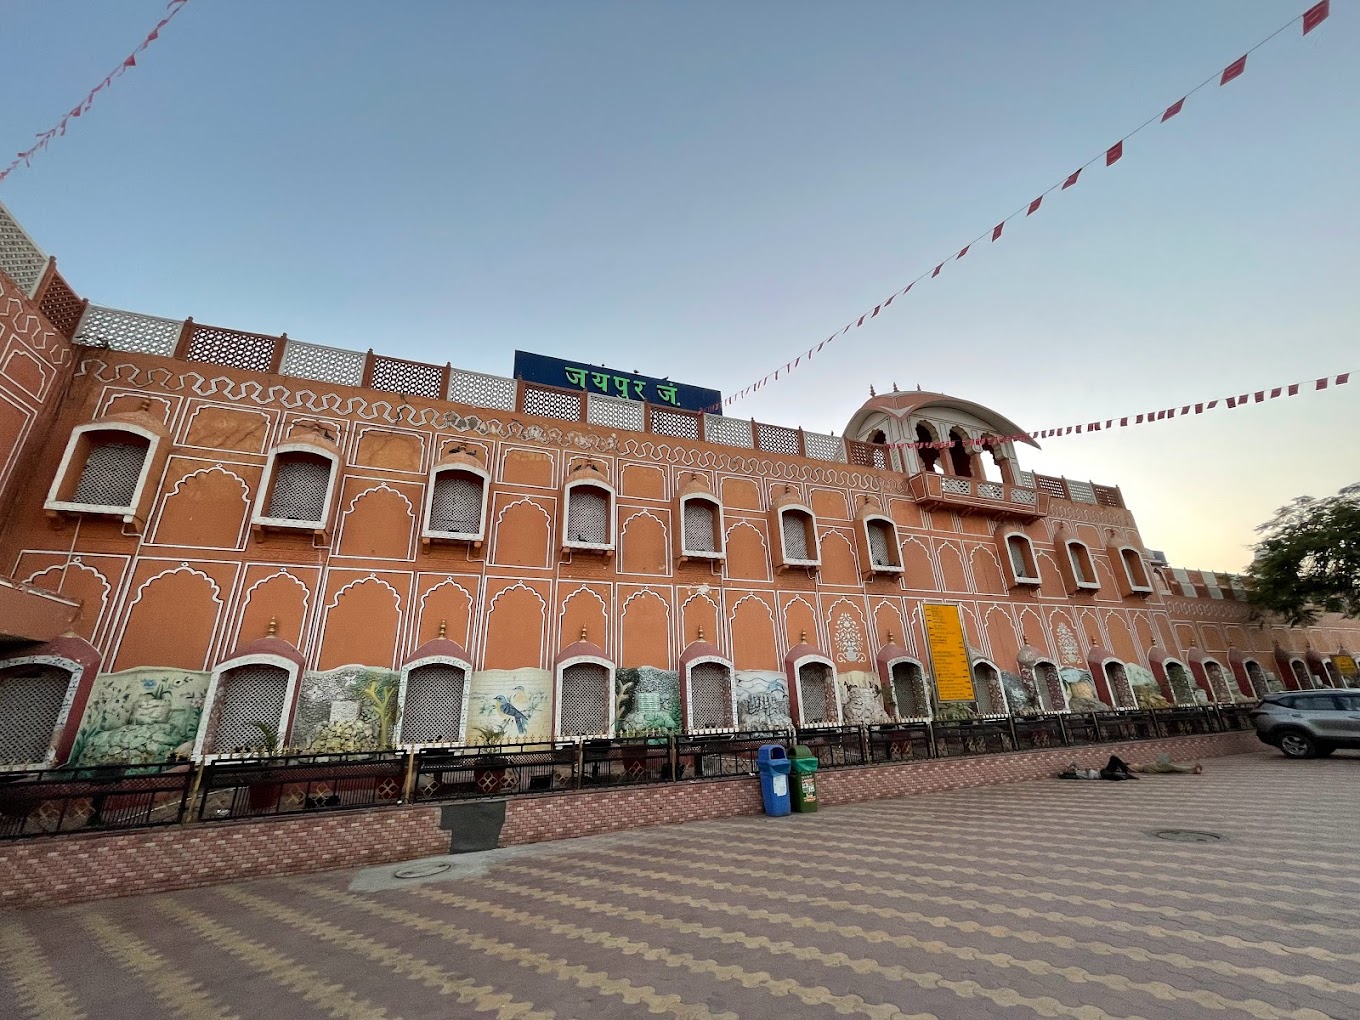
513;350;723;416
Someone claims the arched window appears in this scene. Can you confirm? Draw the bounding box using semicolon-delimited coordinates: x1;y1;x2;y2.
1203;661;1234;702
1165;661;1199;705
972;661;1007;715
1003;533;1040;585
795;661;836;726
1065;541;1099;590
398;662;470;744
564;484;613;550
200;663;293;755
681;497;722;557
254;443;339;530
424;467;488;542
947;429;973;477
558;662;612;736
859;513;903;575
0;664;72;766
889;660;930;719
1324;661;1343;688
1103;661;1136;708
688;661;736;730
1244;660;1269;698
1034;661;1065;711
1289;660;1313;690
1119;547;1153;593
777;507;819;567
46;421;165;528
915;423;940;473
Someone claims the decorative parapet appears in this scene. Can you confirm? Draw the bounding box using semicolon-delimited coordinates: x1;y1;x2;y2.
0;200;47;297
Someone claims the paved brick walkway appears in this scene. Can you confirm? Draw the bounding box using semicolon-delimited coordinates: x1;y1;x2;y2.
3;749;1358;1020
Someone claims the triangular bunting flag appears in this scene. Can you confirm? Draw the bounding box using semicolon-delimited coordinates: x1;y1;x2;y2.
1062;169;1080;189
1162;98;1185;122
1221;55;1247;85
1106;140;1124;166
1303;0;1331;35
992;222;1004;241
1027;197;1042;215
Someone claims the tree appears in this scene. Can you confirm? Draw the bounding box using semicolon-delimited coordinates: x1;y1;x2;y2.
1247;483;1360;626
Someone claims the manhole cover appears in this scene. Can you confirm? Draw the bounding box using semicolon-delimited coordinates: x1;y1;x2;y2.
392;861;453;880
1153;829;1222;843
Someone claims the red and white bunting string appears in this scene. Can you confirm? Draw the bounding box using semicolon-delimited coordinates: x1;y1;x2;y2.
0;1;192;185
877;371;1350;451
713;0;1332;414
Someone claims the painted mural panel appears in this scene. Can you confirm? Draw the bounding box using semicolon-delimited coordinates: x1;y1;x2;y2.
292;666;399;752
1126;663;1170;709
1059;667;1109;711
615;667;681;736
466;668;553;744
1001;669;1041;715
734;670;792;730
70;667;209;766
838;669;889;725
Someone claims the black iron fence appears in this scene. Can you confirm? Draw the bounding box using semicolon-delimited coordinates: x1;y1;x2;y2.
0;705;1253;839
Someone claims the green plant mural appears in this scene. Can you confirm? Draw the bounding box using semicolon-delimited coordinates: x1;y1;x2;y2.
69;668;209;766
615;667;681;736
294;667;400;752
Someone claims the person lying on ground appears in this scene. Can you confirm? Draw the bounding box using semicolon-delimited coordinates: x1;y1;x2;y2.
1057;755;1139;780
1130;752;1203;774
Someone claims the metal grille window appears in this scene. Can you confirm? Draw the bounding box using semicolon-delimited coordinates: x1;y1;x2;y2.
559;663;610;736
973;664;1002;714
891;662;928;718
683;500;719;553
566;487;610;545
797;663;833;724
401;663;467;743
867;520;895;567
209;665;291;753
266;454;331;523
1167;663;1199;703
429;472;483;535
72;437;147;508
690;662;733;729
0;667;69;765
782;510;811;561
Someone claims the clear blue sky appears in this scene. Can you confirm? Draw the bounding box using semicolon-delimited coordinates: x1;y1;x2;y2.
3;1;1356;572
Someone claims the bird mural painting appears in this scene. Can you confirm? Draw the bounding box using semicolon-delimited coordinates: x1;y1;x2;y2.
492;694;530;736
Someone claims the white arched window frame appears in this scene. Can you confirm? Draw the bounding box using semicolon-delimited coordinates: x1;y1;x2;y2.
1065;540;1100;590
790;651;840;726
1241;658;1270;698
1116;546;1153;594
683;654;738;731
1093;656;1136;709
776;504;821;569
193;653;301;760
1002;532;1040;586
1162;657;1201;705
883;655;931;720
554;653;616;737
422;463;491;544
251;442;340;531
1287;658;1314;690
971;658;1011;717
562;480;617;553
860;513;903;575
44;423;162;523
678;493;725;560
0;655;84;771
395;653;474;745
1031;658;1068;712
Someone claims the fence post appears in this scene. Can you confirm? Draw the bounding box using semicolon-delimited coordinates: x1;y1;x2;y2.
573;739;585;790
1057;712;1070;746
667;733;678;782
926;720;937;758
1150;709;1165;738
401;749;418;803
1090;711;1103;742
180;761;205;824
184;760;208;822
857;725;870;764
1006;715;1019;751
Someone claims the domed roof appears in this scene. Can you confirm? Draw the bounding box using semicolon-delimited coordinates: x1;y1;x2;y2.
845;388;1039;449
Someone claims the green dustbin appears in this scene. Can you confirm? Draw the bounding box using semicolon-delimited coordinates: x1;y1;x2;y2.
790;744;819;813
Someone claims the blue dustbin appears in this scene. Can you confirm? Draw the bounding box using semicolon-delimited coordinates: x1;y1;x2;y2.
756;744;792;817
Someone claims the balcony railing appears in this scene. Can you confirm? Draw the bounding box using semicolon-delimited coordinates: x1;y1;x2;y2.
906;471;1048;520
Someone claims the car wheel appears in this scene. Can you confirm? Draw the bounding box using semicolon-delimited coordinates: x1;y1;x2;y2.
1278;731;1317;759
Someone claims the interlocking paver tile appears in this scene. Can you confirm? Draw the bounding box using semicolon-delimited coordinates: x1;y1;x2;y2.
2;750;1358;1019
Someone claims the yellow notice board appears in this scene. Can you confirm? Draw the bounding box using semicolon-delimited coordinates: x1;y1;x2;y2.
1335;654;1358;680
923;603;975;701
